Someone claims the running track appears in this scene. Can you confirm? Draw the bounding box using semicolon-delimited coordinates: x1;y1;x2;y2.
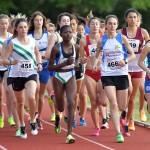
0;97;150;150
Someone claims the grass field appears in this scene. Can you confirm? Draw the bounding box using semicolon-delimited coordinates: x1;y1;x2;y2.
87;92;150;124
134;92;150;124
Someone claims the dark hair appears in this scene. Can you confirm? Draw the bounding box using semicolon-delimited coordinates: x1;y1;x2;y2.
56;12;71;31
88;17;101;27
105;15;119;25
13;18;27;38
70;14;79;23
28;11;47;33
124;8;139;19
78;16;86;27
60;25;71;36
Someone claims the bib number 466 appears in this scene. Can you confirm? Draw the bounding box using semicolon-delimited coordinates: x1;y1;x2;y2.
107;61;118;67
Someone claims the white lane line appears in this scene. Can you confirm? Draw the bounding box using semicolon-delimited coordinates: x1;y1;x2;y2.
24;112;115;150
0;145;8;150
41;119;115;150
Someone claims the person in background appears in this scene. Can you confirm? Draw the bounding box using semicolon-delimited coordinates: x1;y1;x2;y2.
1;13;26;137
0;14;15;128
28;11;51;130
80;17;108;136
136;12;147;122
45;12;71;133
46;23;56;34
77;16;86;36
70;14;87;127
138;39;150;114
121;8;149;131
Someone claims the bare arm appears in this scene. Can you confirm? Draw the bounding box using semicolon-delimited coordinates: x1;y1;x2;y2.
45;33;57;60
79;36;89;64
34;44;42;71
2;42;19;66
142;28;150;42
75;44;80;65
138;43;150;75
122;35;135;62
93;39;102;70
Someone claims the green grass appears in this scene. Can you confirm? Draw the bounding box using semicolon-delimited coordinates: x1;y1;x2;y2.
87;92;150;124
134;92;150;124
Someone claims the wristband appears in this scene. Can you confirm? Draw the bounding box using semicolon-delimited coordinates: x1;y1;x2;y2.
37;63;42;66
10;61;12;65
124;59;128;64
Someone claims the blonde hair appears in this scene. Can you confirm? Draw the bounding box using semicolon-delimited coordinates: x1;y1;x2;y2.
10;13;27;27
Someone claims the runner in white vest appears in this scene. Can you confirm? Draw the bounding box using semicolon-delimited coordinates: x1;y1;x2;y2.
3;18;42;139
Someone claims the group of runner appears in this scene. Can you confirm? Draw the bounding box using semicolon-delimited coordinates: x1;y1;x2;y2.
0;8;149;144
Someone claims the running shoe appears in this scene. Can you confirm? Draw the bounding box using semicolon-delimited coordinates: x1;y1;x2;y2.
128;120;135;131
8;116;15;126
123;125;130;137
101;122;109;129
116;133;124;143
30;122;38;135
66;134;75;144
73;118;77;128
0;114;4;128
92;128;100;136
55;116;61;134
80;118;87;126
36;118;43;130
20;126;27;139
140;110;147;122
50;113;55;122
16;128;21;137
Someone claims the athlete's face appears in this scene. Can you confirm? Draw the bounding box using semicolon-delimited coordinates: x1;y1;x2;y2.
0;18;9;32
126;12;138;27
70;19;77;32
89;19;100;34
34;15;43;29
46;26;55;34
16;21;28;37
106;17;118;33
59;16;70;28
61;27;72;42
77;24;85;35
99;24;106;34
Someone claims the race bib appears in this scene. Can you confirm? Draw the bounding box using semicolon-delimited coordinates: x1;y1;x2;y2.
128;39;140;52
18;60;33;72
88;44;97;57
104;57;122;71
104;50;124;71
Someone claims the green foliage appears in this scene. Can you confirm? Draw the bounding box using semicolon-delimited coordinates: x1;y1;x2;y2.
1;0;150;31
0;0;16;14
131;0;150;10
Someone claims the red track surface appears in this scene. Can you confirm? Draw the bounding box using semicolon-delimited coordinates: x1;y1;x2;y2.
0;98;150;150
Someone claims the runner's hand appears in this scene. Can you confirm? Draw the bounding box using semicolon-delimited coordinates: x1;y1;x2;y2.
65;56;75;66
37;64;43;71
